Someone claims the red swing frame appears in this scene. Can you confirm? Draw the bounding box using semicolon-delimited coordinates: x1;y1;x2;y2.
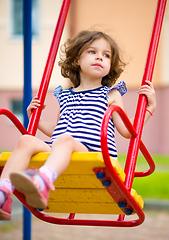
0;0;167;227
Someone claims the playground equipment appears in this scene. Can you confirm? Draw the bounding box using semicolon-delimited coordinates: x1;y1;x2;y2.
0;0;167;228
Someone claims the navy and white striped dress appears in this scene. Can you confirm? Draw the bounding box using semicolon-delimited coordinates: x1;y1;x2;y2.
50;81;127;159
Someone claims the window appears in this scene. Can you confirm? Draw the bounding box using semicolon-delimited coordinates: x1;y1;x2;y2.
10;100;23;124
11;0;39;37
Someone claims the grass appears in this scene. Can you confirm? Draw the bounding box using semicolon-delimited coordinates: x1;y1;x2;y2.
0;219;20;232
118;154;169;200
118;154;169;168
133;172;169;200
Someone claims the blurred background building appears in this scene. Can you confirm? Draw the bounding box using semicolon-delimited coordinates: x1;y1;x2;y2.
0;0;169;155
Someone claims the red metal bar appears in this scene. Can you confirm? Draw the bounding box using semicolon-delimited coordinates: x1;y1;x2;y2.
124;0;167;191
101;105;155;178
0;109;28;135
100;105;145;226
14;189;144;227
134;140;156;177
68;213;76;220
27;0;71;136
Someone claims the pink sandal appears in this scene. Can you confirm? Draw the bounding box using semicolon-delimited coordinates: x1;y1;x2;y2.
0;187;12;221
10;169;55;209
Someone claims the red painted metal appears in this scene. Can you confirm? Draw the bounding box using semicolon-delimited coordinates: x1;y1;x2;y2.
100;105;145;226
100;105;156;177
14;189;144;227
135;141;156;177
0;0;167;227
27;0;71;136
124;0;167;192
0;109;28;135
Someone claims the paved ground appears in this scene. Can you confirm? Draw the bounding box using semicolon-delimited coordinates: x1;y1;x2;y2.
0;198;169;240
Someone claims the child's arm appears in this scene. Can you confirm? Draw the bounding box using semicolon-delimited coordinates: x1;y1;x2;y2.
27;96;59;137
108;80;156;139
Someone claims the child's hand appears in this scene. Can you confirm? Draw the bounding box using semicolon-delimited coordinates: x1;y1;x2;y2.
27;96;46;119
138;80;156;114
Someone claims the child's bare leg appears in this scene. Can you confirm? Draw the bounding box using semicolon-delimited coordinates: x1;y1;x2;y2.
4;134;88;210
9;134;89;210
0;134;51;220
1;134;51;179
44;134;89;176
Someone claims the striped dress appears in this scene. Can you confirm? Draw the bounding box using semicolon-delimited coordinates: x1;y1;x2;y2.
50;81;127;159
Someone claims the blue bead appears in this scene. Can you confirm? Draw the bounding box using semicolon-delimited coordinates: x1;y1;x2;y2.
118;201;127;208
96;172;106;180
124;208;133;215
36;208;44;212
102;180;111;187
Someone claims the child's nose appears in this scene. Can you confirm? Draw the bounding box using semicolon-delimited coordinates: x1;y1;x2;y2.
96;53;103;60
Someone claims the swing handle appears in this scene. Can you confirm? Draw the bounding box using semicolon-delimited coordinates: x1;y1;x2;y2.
100;105;155;179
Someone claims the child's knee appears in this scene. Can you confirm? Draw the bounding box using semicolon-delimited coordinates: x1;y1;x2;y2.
52;134;74;147
17;134;34;148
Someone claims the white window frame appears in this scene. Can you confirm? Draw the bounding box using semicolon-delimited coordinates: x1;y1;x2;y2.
9;0;39;39
9;99;23;124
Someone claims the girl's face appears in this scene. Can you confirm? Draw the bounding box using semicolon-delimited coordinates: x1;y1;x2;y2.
78;38;111;82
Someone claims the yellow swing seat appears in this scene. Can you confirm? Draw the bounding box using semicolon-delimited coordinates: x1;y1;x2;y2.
0;151;144;215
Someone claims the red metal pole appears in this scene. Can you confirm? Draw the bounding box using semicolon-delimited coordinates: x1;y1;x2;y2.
0;109;28;135
124;0;167;190
14;189;145;227
27;0;71;136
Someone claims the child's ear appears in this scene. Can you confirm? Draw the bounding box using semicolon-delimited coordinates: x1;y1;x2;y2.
74;57;79;65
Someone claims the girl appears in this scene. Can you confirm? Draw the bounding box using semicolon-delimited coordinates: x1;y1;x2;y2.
0;30;156;220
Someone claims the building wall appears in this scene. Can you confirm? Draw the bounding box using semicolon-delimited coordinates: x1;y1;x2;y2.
0;91;24;150
68;0;169;155
0;0;69;91
0;0;169;155
0;90;57;150
0;0;70;150
115;86;169;155
69;0;167;88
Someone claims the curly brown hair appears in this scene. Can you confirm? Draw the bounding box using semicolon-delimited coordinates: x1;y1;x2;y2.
59;30;126;87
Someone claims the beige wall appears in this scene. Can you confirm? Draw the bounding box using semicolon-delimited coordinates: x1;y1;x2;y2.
69;0;169;88
0;0;69;91
115;86;169;155
0;0;169;154
161;2;169;85
1;0;168;91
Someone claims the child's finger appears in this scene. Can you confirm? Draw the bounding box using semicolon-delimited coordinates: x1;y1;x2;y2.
31;98;41;107
139;82;154;93
145;80;153;86
144;80;154;90
145;80;152;85
30;100;40;106
32;97;40;103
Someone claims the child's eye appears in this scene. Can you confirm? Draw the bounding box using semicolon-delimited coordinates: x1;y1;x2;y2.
89;50;95;54
104;54;110;58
